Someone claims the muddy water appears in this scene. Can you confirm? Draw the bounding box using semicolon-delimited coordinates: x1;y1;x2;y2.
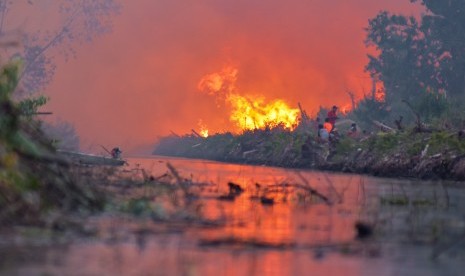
1;156;465;275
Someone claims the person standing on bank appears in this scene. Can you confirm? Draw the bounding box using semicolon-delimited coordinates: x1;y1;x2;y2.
327;105;339;129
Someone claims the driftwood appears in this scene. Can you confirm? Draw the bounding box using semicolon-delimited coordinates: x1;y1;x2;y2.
372;120;396;133
242;149;258;158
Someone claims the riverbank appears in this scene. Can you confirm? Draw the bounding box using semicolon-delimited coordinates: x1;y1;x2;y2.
153;129;465;181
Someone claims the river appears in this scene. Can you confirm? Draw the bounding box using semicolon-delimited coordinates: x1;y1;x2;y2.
1;156;464;275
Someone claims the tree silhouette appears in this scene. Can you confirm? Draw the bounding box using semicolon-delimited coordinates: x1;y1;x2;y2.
366;0;465;104
0;0;120;94
411;0;465;97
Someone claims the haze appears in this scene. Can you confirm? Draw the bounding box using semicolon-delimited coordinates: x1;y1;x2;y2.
42;0;422;153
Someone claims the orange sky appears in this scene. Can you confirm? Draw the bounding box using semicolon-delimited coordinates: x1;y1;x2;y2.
40;0;422;153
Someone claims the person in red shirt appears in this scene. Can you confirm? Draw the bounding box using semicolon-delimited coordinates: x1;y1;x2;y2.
327;105;339;128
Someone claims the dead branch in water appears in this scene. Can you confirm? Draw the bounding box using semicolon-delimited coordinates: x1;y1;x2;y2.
268;173;332;205
166;162;183;185
323;173;343;203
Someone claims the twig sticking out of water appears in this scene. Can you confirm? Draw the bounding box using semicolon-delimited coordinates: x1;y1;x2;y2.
267;182;331;205
292;172;332;205
323;173;343;203
166;162;183;185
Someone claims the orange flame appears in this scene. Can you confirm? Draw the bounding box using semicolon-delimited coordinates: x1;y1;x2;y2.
198;119;209;137
339;103;352;115
200;129;209;137
197;66;237;96
198;66;299;131
374;82;385;102
227;94;299;130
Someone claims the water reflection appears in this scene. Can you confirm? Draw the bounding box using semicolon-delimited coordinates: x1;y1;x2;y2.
130;156;369;246
1;156;464;275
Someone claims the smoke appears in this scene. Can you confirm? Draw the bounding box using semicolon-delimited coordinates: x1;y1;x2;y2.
43;0;422;152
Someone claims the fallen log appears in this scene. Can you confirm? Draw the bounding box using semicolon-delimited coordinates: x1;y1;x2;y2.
372;120;396;133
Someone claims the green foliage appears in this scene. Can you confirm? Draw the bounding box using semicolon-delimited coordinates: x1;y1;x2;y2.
336;137;356;154
0;63;46;217
18;95;49;118
0;64;19;98
1;63;104;226
406;140;426;157
415;91;449;122
428;132;465;155
352;97;390;130
380;195;409;206
367;133;400;153
123;198;153;216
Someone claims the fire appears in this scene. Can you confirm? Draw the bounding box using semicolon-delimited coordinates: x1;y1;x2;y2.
198;65;299;132
200;129;209;137
197;66;237;95
339;103;352;115
198;119;209;137
374;81;386;102
227;94;299;130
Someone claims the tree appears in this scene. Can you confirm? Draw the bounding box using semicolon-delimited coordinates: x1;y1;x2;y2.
0;0;120;95
365;11;446;105
365;0;465;116
41;120;80;151
412;0;465;97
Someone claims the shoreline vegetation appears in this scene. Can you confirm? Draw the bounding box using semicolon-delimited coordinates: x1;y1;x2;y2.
152;124;465;181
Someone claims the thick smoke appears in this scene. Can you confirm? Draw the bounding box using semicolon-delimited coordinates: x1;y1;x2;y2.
44;0;422;152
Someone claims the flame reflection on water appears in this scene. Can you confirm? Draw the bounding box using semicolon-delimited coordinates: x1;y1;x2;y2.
2;156;464;275
129;156;368;245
